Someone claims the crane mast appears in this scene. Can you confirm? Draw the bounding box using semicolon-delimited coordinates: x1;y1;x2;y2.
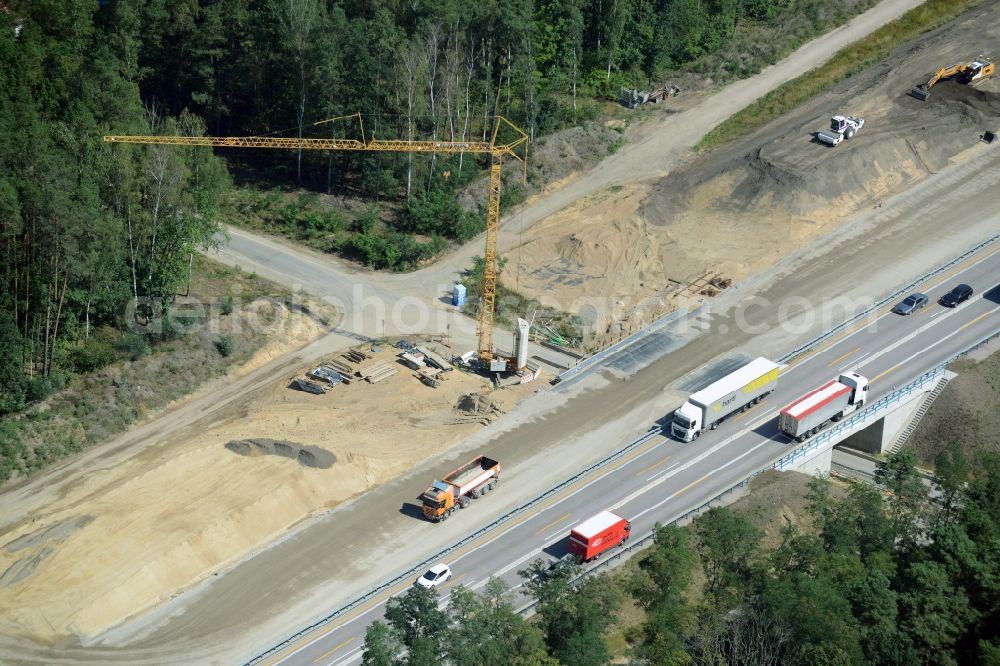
105;114;528;366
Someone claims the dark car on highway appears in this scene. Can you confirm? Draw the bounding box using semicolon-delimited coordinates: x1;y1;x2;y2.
939;284;974;308
893;292;928;315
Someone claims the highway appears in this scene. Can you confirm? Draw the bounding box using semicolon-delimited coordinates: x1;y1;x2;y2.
264;244;1000;666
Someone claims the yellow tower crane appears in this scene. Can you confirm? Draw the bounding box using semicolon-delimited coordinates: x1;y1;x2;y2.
104;113;528;368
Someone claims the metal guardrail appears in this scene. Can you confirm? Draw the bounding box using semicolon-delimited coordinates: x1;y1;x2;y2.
514;325;1000;617
246;426;664;665
778;233;1000;364
249;259;1000;664
554;307;691;386
831;461;876;484
554;233;998;387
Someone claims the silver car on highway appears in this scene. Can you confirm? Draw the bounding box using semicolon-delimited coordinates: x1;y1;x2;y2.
892;292;928;315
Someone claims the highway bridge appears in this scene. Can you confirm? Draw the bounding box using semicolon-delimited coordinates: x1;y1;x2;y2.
255;242;1000;666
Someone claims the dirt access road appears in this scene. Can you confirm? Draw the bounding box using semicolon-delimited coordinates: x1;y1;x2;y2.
26;131;998;666
401;0;930;291
0;0;950;661
216;0;928;325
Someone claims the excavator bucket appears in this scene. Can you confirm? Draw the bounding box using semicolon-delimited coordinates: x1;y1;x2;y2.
910;84;931;101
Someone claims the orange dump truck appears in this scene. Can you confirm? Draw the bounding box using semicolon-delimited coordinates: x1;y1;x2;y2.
568;511;631;561
420;455;500;522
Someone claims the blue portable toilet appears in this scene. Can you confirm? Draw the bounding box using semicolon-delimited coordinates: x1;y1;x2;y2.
452;283;467;307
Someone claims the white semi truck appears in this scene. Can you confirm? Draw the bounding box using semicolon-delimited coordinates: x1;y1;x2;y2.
778;372;869;442
671;357;781;442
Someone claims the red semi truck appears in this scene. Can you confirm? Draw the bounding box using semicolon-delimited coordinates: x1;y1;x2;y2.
568;511;631;562
778;372;869;442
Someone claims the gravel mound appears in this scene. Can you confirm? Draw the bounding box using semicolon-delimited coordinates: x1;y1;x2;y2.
225;439;336;469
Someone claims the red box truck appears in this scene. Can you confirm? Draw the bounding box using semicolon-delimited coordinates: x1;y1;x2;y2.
568;511;631;561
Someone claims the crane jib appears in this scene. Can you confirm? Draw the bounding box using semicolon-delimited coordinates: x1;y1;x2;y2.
102;115;528;364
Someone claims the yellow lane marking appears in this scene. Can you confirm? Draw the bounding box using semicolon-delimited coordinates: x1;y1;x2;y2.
264;434;668;664
785;243;1000;368
673;474;710;499
826;346;861;368
535;513;572;535
919;303;939;316
871;362;902;384
635;456;673;476
958;311;993;332
313;638;354;663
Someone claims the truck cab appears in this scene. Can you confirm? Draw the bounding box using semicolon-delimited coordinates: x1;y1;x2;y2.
569;511;631;562
671;401;701;442
838;372;869;410
421;481;455;520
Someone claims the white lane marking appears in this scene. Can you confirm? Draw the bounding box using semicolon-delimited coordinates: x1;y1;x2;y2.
330;646;363;666
856;298;976;371
840;350;872;372
800;247;999;370
472;547;547;589
446;434;668;568
747;411;777;430
882;304;1000;372
608;427;757;513
285;269;999;665
544;525;575;542
630;438;774;522
646;462;680;482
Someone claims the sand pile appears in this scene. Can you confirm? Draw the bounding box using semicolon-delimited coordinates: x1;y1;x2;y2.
508;72;1000;339
504;183;678;340
452;392;505;425
457;392;501;415
0;346;517;644
224;439;336;469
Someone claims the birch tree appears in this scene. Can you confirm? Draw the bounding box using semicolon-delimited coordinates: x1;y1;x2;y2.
272;0;323;183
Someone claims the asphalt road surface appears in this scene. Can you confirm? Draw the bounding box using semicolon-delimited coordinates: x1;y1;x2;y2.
0;2;987;661
266;248;1000;666
70;147;997;666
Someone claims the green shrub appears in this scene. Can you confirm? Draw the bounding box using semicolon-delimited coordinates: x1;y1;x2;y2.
116;332;151;361
70;337;117;373
0;421;26;481
221;295;234;316
215;335;235;357
399;190;483;242
26;371;67;403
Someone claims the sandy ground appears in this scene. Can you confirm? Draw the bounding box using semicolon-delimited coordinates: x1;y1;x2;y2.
0;331;534;643
0;0;976;655
504;4;1000;342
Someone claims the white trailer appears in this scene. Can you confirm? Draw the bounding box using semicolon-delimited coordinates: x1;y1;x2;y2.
778;372;869;442
670;357;780;442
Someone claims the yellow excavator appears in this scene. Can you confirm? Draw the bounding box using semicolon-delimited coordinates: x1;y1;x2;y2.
911;59;996;100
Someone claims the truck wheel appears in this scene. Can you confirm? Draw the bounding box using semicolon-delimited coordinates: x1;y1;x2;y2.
489;479;497;490
692;431;700;441
710;422;718;431
845;128;855;139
